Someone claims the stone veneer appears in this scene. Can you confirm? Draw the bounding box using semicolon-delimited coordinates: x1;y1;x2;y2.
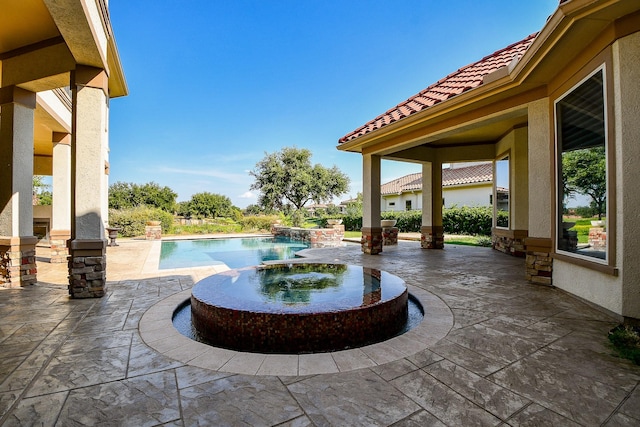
421;226;444;249
588;227;606;250
49;230;70;263
361;227;383;254
382;227;399;246
492;228;527;257
145;225;162;240
68;239;107;298
524;237;553;286
0;237;38;287
271;224;345;248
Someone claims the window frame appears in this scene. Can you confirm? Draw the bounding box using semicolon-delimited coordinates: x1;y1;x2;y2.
552;63;616;271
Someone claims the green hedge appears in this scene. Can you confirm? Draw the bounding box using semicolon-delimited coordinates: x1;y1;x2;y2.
337;206;507;235
109;206;174;237
239;215;282;232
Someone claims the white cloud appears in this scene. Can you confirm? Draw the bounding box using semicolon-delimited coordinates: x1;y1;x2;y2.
239;191;255;199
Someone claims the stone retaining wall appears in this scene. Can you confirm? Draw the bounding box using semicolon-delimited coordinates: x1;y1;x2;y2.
271;224;345;248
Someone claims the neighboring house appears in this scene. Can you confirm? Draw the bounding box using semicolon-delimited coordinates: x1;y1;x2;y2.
381;162;494;211
337;0;640;322
0;1;127;297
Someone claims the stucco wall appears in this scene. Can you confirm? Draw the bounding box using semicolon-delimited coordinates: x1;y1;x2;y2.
553;32;640;319
443;184;492;208
614;31;640;319
382;184;492;212
527;98;552;238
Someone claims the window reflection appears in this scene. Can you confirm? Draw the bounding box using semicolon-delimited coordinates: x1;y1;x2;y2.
556;69;607;261
495;156;509;228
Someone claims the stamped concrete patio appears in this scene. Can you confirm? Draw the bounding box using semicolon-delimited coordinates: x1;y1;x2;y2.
1;237;639;426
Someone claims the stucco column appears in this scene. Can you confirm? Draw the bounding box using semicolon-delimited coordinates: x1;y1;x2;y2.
0;86;38;287
50;132;71;263
524;98;553;285
614;32;640;321
68;66;109;298
421;161;444;249
361;153;382;254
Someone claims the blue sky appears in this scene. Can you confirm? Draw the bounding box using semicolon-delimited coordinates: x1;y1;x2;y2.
108;0;560;208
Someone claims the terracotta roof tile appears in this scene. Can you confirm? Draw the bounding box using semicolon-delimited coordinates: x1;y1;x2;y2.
340;33;537;143
381;163;493;195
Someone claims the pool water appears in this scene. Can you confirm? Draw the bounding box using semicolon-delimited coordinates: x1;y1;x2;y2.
159;237;310;270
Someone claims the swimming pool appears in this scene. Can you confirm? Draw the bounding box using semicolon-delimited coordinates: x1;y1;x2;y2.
158;237;310;270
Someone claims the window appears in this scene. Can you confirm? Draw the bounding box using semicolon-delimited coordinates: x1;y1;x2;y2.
388;202;395;207
405;200;412;211
555;67;607;262
495;155;509;228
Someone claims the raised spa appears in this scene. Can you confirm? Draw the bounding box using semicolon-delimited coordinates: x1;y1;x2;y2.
190;263;409;353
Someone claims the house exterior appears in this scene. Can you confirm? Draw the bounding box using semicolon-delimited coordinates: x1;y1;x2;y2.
0;1;127;297
381;162;494;211
338;0;640;322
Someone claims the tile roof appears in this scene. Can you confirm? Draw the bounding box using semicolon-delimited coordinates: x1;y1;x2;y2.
381;163;493;195
339;33;538;144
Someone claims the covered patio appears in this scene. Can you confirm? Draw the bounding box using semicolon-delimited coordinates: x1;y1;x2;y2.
1;238;639;425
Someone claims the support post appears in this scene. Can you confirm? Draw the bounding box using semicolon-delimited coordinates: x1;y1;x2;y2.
0;86;38;286
68;66;109;298
420;161;444;249
361;153;382;254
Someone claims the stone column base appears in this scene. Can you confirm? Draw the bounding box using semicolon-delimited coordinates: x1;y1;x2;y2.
361;227;383;255
68;239;107;298
382;227;399;246
145;225;162;240
49;230;70;263
492;228;528;257
0;236;38;287
524;237;553;286
421;226;444;249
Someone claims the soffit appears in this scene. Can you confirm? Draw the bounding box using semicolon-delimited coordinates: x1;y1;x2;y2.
0;0;59;54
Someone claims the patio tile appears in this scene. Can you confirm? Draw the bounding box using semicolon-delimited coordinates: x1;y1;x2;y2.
443;323;544;365
57;371;180;426
220;352;266;375
488;356;629;425
423;359;530;420
256;354;299;376
391;369;502;426
506;403;581;426
430;341;508;376
393;410;447;426
25;346;130;397
371;358;419;381
331;348;376;371
174;365;232;389
406;348;444;368
180;375;303;426
288;369;420;426
298;353;339;375
2;391;67;426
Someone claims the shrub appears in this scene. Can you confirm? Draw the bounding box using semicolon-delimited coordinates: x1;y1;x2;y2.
109;206;174;237
443;206;493;235
239;215;282;232
342;215;362;231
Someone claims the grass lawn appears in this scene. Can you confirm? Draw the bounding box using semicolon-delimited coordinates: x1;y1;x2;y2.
342;231;491;247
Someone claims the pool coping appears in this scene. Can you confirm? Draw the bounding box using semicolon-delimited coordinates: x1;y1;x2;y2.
139;282;454;376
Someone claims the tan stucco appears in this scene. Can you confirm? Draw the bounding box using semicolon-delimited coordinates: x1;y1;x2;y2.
527;98;552;238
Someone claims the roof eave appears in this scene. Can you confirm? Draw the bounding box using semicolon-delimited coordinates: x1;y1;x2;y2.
338;0;638;154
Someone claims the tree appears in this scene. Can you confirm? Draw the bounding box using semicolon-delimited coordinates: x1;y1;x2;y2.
32;176;52;205
108;181;177;212
562;146;606;219
250;147;350;211
186;192;235;218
